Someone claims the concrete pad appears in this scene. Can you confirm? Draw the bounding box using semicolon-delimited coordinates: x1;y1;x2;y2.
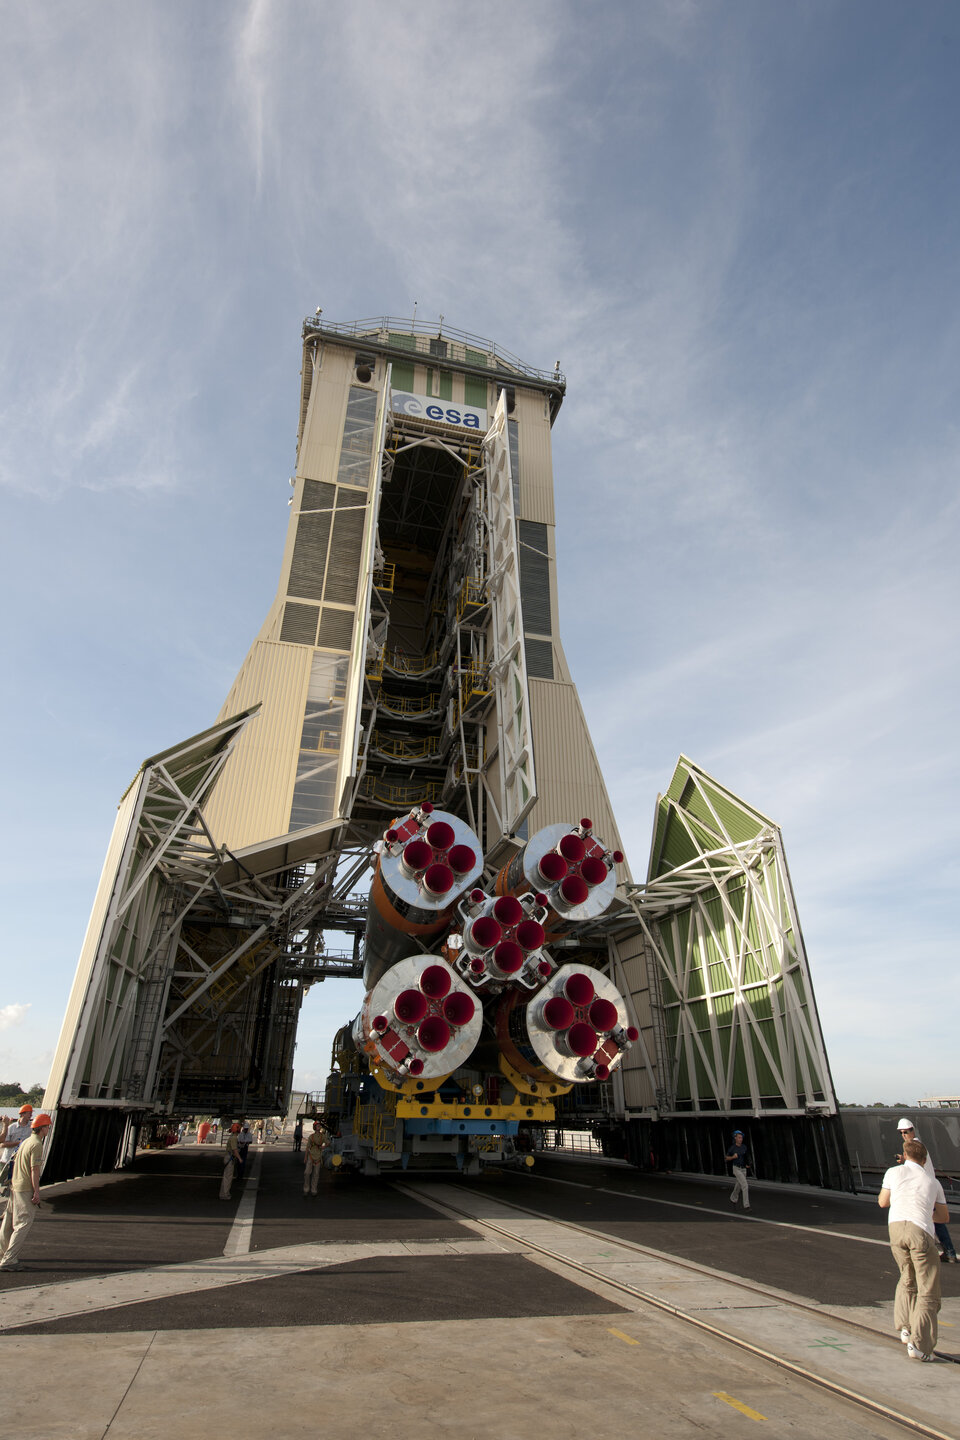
0;1331;153;1440
0;1314;917;1440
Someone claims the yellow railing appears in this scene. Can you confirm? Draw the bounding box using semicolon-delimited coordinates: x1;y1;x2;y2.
360;775;445;807
378;691;442;716
370;733;440;760
457;576;488;622
373;563;395;593
450;665;492;728
383;649;440;675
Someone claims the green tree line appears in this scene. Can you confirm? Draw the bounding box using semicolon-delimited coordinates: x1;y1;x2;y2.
0;1082;46;1107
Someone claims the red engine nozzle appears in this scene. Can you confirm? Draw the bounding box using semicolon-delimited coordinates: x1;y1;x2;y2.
372;1014;388;1033
493;941;524;974
420;965;451;999
418;1015;451;1052
426;820;455;851
407;1057;425;1076
564;972;595;1007
558;833;585;864
589;998;619;1032
626;1025;639;1043
422;863;454;896
580;856;608;886
448;844;476;874
567;1022;599;1057
401;839;432;873
420;802;434;814
559;874;589;906
385;828;399;844
594;1063;611;1081
443;991;476;1027
515;919;545;951
537;851;568;884
492;895;523;927
580;817;593;830
542;996;576;1030
469;915;502;950
394;989;429;1025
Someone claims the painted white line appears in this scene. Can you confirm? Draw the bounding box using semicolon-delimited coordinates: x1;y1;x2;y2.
530;1173;890;1247
223;1146;262;1257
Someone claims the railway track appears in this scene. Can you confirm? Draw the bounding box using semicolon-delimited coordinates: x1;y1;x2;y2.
398;1178;959;1440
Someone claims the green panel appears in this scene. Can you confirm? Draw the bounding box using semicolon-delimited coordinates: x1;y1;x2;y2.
388;332;417;351
465;347;487;367
428;368;453;400
391;361;415;391
464;374;487;407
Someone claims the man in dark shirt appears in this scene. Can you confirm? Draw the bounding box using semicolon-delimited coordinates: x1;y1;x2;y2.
725;1129;750;1209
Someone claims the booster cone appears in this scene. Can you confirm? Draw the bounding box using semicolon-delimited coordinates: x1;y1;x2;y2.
353;954;483;1084
364;804;483;987
495;962;638;1084
494;819;624;940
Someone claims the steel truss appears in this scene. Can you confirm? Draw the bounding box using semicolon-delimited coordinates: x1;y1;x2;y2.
624;758;837;1119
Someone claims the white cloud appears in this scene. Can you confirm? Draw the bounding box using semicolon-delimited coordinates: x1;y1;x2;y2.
0;1004;31;1032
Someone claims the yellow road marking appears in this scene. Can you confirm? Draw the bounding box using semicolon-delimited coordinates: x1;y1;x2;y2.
713;1392;766;1421
607;1327;641;1345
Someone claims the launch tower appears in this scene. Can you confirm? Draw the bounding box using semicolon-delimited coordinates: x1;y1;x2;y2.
44;315;848;1188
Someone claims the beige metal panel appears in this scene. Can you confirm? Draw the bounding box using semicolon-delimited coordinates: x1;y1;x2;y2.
44;779;145;1109
610;928;662;1112
528;678;627;860
622;1065;658;1110
296;347;355;487
514;389;556;527
203;641;311;851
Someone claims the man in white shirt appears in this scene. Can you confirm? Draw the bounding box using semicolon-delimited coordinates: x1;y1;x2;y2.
879;1138;950;1361
895;1117;957;1262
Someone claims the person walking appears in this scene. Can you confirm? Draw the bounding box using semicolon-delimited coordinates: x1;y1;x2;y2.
237;1122;254;1179
895;1118;957;1262
1;1105;35;1185
302;1122;324;1196
219;1124;242;1201
725;1129;751;1209
0;1112;53;1271
293;1117;303;1153
880;1137;949;1361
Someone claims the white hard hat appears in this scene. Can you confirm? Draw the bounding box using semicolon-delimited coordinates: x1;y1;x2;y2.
896;1118;915;1130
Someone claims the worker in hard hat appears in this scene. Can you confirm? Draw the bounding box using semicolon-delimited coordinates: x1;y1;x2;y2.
1;1104;34;1161
219;1123;242;1200
0;1112;53;1271
302;1121;324;1196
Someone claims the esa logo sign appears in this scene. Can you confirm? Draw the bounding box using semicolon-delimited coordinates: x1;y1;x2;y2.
391;390;487;430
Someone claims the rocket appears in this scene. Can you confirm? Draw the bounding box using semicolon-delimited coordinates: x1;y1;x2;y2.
352;806;635;1092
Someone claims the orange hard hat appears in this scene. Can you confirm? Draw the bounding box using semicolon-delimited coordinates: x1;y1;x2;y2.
32;1113;52;1129
19;1104;33;1114
230;1122;241;1133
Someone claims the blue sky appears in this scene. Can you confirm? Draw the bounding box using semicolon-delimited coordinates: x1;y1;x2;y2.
1;1;957;1107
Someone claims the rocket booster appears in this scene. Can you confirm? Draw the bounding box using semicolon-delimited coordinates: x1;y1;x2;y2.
356;805;635;1090
496;963;639;1085
494;819;623;941
353;954;482;1084
363;804;484;989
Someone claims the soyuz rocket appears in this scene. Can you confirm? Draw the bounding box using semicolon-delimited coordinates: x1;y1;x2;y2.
350;803;638;1095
